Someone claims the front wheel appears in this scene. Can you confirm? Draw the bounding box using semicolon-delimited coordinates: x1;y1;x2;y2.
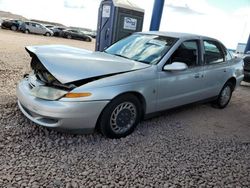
99;94;142;139
24;29;29;34
213;82;233;108
11;25;17;31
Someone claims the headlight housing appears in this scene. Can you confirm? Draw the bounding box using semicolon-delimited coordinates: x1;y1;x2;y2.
31;86;68;100
30;86;92;100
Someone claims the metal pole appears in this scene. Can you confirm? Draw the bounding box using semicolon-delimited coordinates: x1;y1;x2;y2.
244;34;250;54
150;0;165;31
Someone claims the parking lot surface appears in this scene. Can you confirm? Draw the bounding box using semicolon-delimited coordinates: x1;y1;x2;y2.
0;29;249;187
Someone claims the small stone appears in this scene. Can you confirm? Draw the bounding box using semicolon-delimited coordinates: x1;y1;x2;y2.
95;184;102;188
119;181;125;186
100;178;105;183
82;171;89;176
16;177;22;181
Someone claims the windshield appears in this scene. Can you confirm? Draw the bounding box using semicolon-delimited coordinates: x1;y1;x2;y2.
105;34;177;64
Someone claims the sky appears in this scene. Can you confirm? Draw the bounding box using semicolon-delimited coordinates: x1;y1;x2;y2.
0;0;249;49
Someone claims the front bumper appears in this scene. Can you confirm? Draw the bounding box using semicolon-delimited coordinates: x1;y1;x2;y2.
16;78;109;133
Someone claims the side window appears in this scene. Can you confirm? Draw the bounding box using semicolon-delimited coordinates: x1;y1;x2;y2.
169;40;199;67
31;23;36;27
204;40;225;64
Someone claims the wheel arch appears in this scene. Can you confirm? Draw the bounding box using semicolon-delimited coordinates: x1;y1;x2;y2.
95;91;146;130
225;77;236;90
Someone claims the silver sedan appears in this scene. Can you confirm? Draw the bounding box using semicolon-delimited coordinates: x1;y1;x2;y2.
16;32;244;138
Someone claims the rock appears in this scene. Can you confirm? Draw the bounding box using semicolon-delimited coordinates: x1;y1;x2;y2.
119;181;125;186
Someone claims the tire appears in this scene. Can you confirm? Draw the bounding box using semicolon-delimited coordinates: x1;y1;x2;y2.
45;32;51;36
85;37;91;42
213;82;234;109
99;94;142;139
24;29;29;34
66;35;72;39
11;25;17;31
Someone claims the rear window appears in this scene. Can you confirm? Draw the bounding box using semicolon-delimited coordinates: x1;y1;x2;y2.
204;40;225;64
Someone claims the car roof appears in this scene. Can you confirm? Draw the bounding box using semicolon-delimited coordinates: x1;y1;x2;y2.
25;21;42;25
138;31;217;41
54;26;65;29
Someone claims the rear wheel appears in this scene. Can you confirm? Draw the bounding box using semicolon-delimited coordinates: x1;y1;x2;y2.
11;25;17;31
45;32;51;36
213;82;234;108
24;29;29;34
85;37;91;42
99;94;142;138
66;35;72;39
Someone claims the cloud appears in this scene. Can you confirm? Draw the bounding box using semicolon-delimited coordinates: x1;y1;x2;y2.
64;0;85;9
0;0;249;48
158;0;250;49
166;4;204;15
166;0;225;16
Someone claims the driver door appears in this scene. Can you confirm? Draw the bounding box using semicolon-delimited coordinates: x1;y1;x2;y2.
157;40;205;111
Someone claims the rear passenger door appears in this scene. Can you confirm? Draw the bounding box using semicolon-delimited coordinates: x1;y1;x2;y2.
75;31;82;39
30;23;37;33
201;40;230;97
36;24;44;34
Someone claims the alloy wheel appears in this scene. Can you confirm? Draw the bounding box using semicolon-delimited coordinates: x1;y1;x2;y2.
110;102;137;134
219;86;231;106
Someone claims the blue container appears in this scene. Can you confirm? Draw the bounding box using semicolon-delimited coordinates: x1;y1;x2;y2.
244;34;250;54
95;0;144;51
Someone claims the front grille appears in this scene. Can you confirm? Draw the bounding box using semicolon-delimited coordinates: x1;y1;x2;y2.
28;72;44;89
30;56;75;90
244;64;250;71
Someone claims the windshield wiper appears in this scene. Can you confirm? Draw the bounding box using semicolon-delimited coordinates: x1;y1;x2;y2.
134;60;150;64
108;53;149;64
113;53;130;60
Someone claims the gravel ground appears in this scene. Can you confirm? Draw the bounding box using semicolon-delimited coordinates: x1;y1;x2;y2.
0;29;250;187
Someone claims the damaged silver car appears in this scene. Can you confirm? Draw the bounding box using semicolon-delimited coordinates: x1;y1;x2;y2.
16;32;244;138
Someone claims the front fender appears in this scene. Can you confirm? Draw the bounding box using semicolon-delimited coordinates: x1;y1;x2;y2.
60;79;158;114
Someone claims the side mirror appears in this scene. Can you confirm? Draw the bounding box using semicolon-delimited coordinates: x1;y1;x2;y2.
163;62;188;71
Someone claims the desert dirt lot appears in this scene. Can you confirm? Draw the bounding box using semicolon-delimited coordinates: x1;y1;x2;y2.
0;29;249;187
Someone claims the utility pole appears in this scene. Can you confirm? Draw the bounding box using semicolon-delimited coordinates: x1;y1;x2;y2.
150;0;165;31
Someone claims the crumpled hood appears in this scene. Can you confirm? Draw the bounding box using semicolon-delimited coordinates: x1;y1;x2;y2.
26;45;150;84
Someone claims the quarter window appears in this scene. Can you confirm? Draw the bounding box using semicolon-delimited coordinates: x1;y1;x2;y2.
204;40;225;64
226;50;233;61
